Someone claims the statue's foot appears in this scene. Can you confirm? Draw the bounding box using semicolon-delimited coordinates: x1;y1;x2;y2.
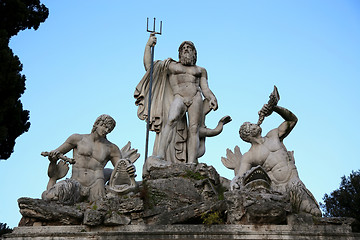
186;160;198;166
146;155;171;168
152;155;165;161
186;162;197;166
142;155;171;178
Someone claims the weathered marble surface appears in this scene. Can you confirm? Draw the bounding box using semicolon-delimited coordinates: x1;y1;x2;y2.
226;186;291;225
222;87;322;217
13;160;359;240
17;161;357;235
41;115;139;204
141;163;227;225
5;224;359;240
135;34;231;166
18;163;227;227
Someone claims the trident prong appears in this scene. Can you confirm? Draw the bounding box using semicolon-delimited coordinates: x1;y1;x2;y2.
144;18;163;162
147;17;162;35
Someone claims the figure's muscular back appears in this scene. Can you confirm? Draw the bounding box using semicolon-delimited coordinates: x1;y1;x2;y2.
168;62;202;98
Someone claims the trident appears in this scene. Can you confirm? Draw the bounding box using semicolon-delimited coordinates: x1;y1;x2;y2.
144;17;162;162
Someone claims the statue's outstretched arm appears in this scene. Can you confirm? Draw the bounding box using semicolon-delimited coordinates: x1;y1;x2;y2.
273;106;298;141
42;134;80;190
45;134;81;162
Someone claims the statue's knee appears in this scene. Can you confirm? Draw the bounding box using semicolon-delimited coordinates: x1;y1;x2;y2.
167;118;178;128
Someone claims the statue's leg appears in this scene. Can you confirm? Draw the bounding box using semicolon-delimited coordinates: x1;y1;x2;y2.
88;178;106;202
157;96;186;159
187;93;203;164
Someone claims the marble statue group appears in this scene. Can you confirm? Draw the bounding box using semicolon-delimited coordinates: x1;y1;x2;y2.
18;32;323;228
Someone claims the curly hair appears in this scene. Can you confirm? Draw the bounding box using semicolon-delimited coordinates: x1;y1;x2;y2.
239;122;262;143
239;122;252;143
92;114;116;133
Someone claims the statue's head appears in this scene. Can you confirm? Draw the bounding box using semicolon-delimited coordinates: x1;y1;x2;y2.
178;41;197;66
239;122;262;143
92;114;116;135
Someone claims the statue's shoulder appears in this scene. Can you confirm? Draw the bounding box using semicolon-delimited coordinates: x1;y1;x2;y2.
264;129;283;144
109;141;121;153
198;65;207;73
164;58;176;66
66;133;84;142
153;58;175;72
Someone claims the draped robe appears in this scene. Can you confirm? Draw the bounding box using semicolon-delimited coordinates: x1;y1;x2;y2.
134;59;188;163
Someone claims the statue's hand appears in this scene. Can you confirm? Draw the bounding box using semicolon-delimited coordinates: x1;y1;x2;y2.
126;164;136;178
258;104;273;118
48;150;60;162
147;33;157;47
209;98;218;111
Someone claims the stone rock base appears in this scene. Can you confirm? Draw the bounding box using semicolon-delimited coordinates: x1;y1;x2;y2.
225;188;290;225
17;163;228;227
4;224;360;240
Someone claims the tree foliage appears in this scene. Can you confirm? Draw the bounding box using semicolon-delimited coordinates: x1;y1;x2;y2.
0;222;13;236
0;0;48;159
320;170;360;231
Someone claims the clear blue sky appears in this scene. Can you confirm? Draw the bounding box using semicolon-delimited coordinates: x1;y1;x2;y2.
1;0;359;228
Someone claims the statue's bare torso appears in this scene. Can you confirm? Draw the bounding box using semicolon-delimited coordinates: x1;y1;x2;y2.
71;134;114;187
241;129;297;185
168;62;202;104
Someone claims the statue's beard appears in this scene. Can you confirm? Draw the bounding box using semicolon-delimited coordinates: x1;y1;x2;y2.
180;52;196;66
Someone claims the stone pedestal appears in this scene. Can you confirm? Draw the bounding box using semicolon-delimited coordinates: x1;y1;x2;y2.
11;163;359;239
4;224;360;240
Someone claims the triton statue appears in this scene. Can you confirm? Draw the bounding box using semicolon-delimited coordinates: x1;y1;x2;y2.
222;86;322;217
41;114;139;203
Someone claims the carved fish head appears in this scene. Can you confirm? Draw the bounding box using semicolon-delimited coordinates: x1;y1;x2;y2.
243;166;271;190
108;159;136;194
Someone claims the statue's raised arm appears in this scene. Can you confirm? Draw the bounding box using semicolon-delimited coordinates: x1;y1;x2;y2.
143;33;157;71
272;105;298;141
